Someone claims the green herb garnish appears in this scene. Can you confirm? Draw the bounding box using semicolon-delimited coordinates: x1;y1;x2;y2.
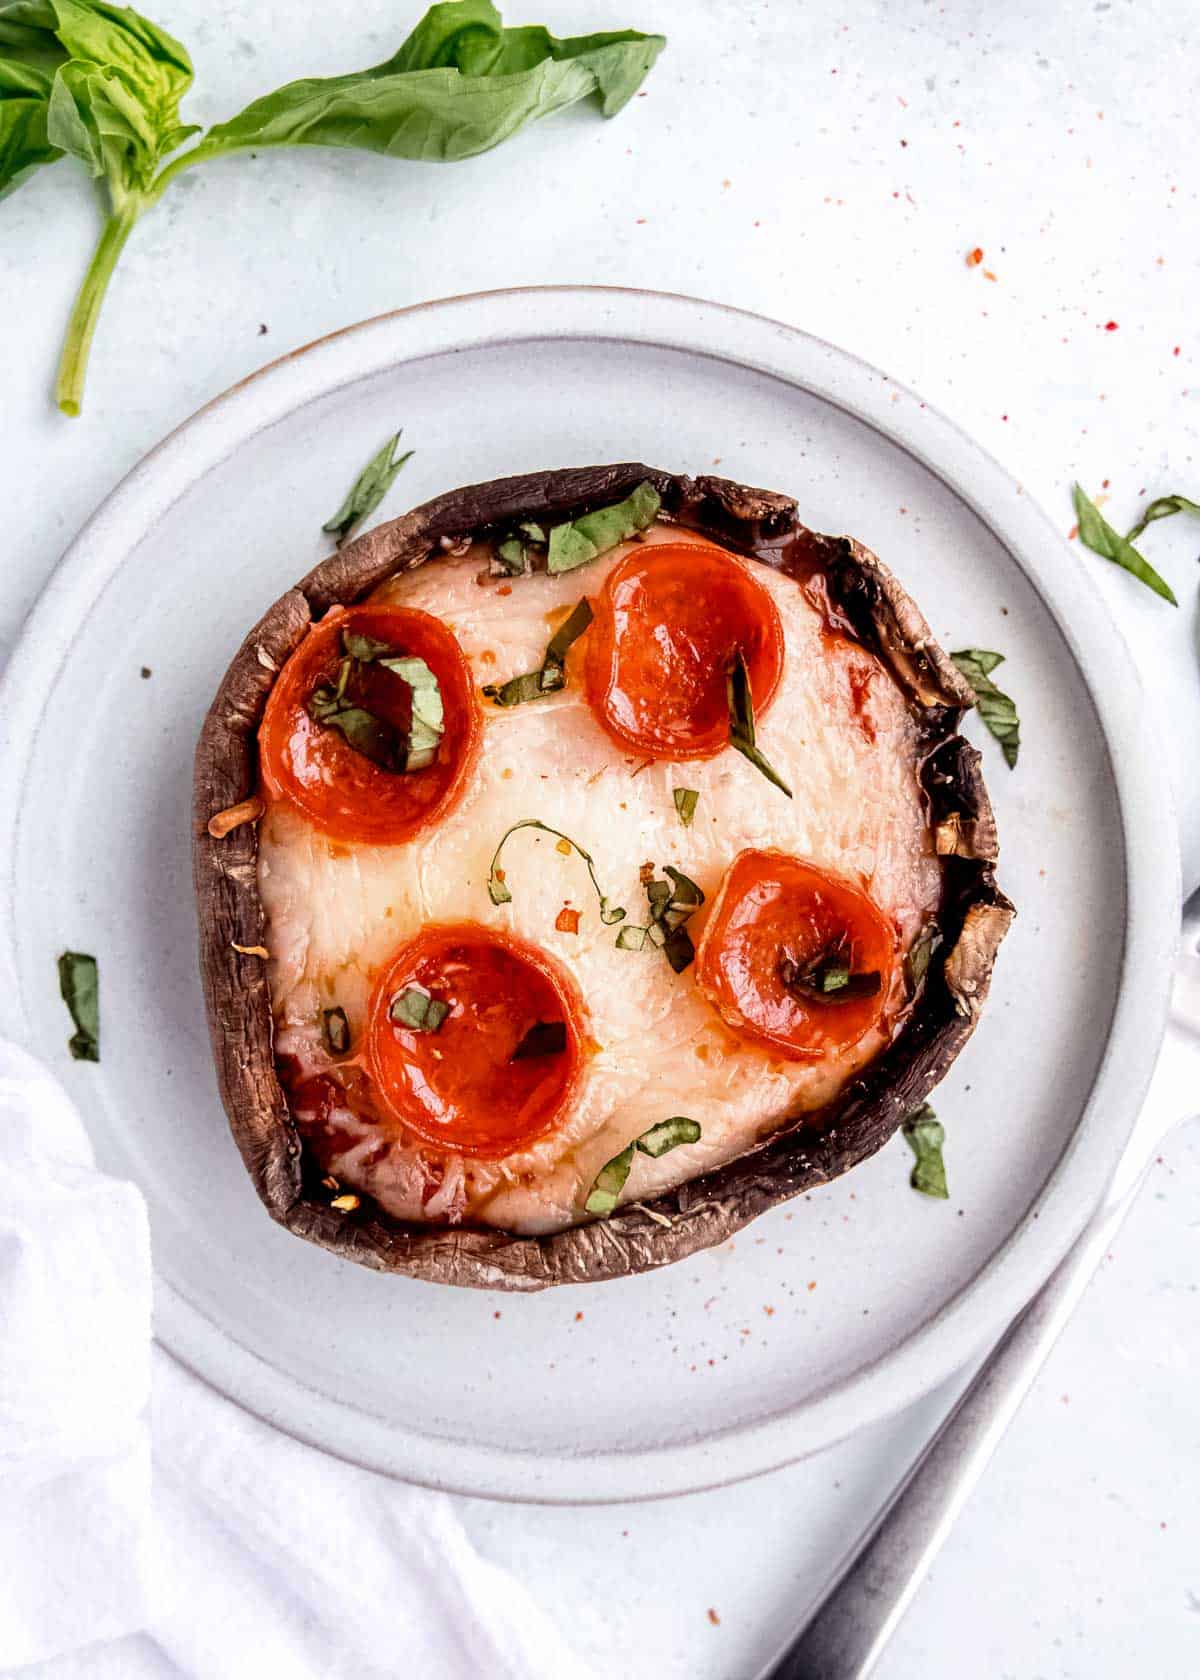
903;1103;948;1199
491;522;549;577
511;1020;567;1060
618;864;705;972
1072;484;1178;606
726;650;792;797
57;950;99;1062
949;649;1020;770
322;1006;350;1056
1125;492;1200;543
322;433;413;546
308;632;443;772
780;943;881;1004
546;481;660;574
673;787;699;828
390;988;450;1033
483;598;594;707
585;1116;701;1214
904;924;942;993
4;1;665;416
487;819;625;924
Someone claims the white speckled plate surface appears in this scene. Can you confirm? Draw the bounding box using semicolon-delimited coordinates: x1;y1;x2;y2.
0;289;1178;1502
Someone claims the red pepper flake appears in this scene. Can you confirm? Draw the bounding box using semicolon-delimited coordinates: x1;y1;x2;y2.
555;907;581;935
497;584;512;597
966;246;984;267
707;1609;721;1627
807;1280;817;1292
1105;320;1119;331
493;1310;502;1319
1174;346;1181;357
763;1304;775;1316
1068;523;1079;541
574;1310;584;1322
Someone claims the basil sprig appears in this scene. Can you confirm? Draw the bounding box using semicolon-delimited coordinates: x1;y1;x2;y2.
546;481;660;574
2;0;665;415
322;431;413;546
903;1103;948;1199
308;631;444;773
950;649;1020;770
1072;485;1178;606
484;597;593;707
57;950;99;1062
585;1117;701;1215
726;650;792;797
487;819;626;924
616;865;705;972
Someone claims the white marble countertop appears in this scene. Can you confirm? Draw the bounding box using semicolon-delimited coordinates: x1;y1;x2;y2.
3;1;1196;1674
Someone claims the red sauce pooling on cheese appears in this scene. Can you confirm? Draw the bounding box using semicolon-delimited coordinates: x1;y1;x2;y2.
584;541;785;759
695;850;899;1060
366;924;583;1158
260;605;480;845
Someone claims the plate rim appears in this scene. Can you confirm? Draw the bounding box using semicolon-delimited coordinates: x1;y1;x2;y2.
0;285;1180;1503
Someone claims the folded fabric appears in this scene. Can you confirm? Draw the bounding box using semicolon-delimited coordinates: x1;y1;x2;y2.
0;1041;589;1679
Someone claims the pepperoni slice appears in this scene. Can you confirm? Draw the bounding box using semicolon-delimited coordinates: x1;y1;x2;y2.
585;541;784;759
695;850;899;1060
366;924;583;1158
260;605;480;844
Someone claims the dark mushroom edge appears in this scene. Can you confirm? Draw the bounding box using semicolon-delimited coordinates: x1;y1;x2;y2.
193;463;1014;1291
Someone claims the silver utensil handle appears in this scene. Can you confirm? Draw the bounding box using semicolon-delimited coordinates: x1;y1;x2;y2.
758;1176;1143;1680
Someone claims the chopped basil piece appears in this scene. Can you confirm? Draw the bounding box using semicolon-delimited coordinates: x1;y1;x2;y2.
511;1020;567;1060
726;650;792;798
1072;484;1178;606
950;649;1020;770
903;1104;949;1199
617;862;705;972
673;787;699;828
58;951;99;1062
636;1116;701;1157
322;431;414;546
780;945;881;1005
1125;492;1200;543
905;925;942;992
483;598;594;708
494;537;532;577
390;988;449;1033
546;481;660;575
585;1144;634;1216
322;1006;350;1056
308;636;443;773
586;1117;703;1215
487;819;626;924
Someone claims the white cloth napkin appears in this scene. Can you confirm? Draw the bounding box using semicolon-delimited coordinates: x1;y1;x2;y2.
0;1041;590;1679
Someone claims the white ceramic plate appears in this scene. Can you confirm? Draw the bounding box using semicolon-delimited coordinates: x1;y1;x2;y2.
0;289;1178;1503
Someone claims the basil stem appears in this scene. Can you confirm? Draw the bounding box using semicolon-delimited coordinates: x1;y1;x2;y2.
487;819;626;924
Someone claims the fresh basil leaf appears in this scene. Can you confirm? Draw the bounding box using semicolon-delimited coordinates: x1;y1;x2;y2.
0;55;61;196
309;647;442;773
673;787;698;828
379;652;443;768
0;3;67;73
1072;484;1178;606
511;1020;566;1060
493;536;531;576
726;649;792;798
1125;493;1200;544
618;863;705;971
322;1005;350;1056
189;12;663;170
547;481;660;575
390;987;450;1033
487;818;625;923
312;704;399;769
484;598;594;708
903;1103;948;1199
950;649;1020;770
322;431;413;546
636;1116;700;1157
585;1143;633;1216
661;924;696;974
58;949;99;1061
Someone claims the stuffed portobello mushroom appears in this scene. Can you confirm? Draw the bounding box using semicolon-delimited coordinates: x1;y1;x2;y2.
194;463;1013;1290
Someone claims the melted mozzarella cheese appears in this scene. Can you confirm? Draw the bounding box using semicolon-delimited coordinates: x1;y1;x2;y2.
259;525;941;1235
